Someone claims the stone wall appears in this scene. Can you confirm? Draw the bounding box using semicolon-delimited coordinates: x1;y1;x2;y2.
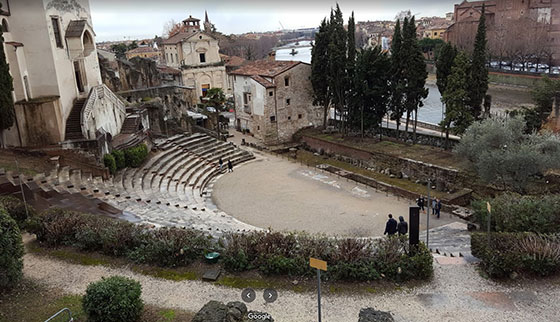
119;85;197;136
300;135;468;193
270;63;323;144
12;96;64;147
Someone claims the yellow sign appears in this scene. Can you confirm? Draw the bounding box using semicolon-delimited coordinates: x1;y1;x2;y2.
487;202;491;213
310;257;327;271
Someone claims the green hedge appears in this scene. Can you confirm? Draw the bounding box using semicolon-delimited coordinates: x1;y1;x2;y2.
0;209;24;290
222;232;433;281
83;276;143;322
31;210;433;282
103;154;117;175
111;150;126;170
124;144;149;168
472;193;560;233
0;195;35;229
472;232;560;278
31;209;212;267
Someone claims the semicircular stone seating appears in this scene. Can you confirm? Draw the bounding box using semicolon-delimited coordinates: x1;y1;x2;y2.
0;132;259;237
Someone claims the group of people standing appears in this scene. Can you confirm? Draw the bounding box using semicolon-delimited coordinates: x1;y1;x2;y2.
384;214;408;236
417;196;442;218
218;158;234;173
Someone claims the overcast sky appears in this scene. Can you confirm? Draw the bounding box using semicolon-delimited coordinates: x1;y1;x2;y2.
90;0;458;42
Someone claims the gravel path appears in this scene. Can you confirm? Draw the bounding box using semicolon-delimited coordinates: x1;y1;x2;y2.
23;247;560;322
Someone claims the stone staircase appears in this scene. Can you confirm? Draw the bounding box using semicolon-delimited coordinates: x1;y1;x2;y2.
0;133;258;236
64;98;87;140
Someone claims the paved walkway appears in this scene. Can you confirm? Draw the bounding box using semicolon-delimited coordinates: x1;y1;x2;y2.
23;232;560;322
212;151;458;237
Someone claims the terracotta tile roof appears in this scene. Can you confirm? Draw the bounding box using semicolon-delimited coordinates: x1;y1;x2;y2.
65;20;87;38
230;60;301;77
157;65;181;75
162;31;214;45
220;54;247;67
127;46;160;54
251;75;275;88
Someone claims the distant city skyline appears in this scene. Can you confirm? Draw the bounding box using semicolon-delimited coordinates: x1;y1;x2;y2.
90;0;458;42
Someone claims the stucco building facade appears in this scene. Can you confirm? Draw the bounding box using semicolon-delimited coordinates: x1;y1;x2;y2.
1;0;126;147
231;60;322;144
161;15;227;100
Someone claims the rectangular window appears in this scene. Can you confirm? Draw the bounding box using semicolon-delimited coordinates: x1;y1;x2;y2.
269;91;273;96
170;54;173;63
270;116;276;122
284;76;290;86
175;53;178;63
243;92;251;110
52;17;63;48
298;114;302;119
200;53;206;63
286;98;291;106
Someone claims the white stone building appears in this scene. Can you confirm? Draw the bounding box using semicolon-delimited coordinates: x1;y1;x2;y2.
161;14;227;100
1;0;126;147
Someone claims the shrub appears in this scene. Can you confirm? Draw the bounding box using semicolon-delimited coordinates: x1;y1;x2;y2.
124;144;149;168
30;209;212;266
111;150;126;170
0;195;35;229
222;232;432;282
472;193;560;233
82;276;143;322
127;228;212;267
472;232;560;278
0;209;24;290
103;154;117;175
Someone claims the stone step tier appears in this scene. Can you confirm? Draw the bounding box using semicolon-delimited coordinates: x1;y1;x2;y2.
0;132;258;237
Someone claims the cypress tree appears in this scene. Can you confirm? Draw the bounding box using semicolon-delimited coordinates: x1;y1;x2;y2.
354;46;391;139
346;11;357;132
441;51;474;148
328;4;347;131
0;4;15;147
311;18;331;128
389;19;405;138
401;16;428;142
436;42;457;95
469;3;488;119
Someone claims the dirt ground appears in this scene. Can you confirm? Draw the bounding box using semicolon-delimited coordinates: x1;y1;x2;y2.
212;152;458;237
0;149;53;176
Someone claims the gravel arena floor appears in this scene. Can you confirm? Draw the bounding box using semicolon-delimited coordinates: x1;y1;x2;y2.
212;151;457;237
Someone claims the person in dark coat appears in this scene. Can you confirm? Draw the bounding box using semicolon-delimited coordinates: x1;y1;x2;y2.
417;196;425;212
436;199;442;219
219;158;223;171
397;216;408;236
384;214;398;236
227;159;233;173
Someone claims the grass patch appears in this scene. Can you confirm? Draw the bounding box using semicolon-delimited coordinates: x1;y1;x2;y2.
26;242;110;266
215;275;275;289
133;266;198;281
0;279;194;322
0;163;39;176
296;150;449;199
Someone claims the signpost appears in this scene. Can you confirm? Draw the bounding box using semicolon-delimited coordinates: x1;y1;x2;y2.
487;202;492;246
310;257;327;322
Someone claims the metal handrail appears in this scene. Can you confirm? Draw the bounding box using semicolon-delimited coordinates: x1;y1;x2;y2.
44;308;73;322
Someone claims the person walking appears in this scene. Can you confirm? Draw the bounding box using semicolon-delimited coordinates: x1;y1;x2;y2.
431;198;437;216
417;196;425;213
227;159;233;173
384;214;398;236
218;158;223;171
436;199;442;219
397;216;408;236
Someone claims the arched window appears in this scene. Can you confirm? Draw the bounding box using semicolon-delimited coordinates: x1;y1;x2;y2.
1;19;8;33
82;30;94;57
